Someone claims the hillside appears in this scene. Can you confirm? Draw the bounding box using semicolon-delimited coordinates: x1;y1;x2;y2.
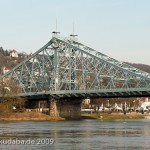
0;46;150;75
126;62;150;73
0;47;31;75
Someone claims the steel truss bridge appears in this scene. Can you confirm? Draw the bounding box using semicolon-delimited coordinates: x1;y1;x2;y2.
1;33;150;100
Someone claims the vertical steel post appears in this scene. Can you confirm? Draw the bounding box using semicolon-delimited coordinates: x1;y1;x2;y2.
54;47;59;91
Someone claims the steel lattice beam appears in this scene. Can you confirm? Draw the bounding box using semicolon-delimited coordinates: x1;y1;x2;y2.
1;34;150;99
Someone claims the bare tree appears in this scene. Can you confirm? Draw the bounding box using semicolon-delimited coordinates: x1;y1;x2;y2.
0;77;25;114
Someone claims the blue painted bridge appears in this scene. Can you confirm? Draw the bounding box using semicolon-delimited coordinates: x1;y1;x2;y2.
1;33;150;119
2;33;150;99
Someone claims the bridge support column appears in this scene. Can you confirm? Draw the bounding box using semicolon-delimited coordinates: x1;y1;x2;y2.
59;99;82;119
49;99;59;117
49;98;82;119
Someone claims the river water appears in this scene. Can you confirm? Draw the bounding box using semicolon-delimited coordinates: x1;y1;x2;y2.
0;119;150;150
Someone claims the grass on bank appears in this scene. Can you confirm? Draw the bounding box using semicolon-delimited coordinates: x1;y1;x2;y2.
0;111;147;121
0;111;65;121
81;113;145;120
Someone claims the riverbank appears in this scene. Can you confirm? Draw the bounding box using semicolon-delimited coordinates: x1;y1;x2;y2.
0;112;149;121
0;112;65;121
81;112;147;120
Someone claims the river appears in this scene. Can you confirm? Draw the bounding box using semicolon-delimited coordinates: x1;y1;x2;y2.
0;119;150;150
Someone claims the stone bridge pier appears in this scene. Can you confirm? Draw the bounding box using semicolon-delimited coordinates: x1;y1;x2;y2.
49;98;82;119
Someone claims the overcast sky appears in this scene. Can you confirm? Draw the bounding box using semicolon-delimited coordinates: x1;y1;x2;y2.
0;0;150;65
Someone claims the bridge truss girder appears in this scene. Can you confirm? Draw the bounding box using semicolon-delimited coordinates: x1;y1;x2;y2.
2;34;150;99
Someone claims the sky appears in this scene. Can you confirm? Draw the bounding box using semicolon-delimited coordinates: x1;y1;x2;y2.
0;0;150;65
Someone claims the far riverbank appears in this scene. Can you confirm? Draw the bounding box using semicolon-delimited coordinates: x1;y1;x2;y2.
0;112;65;121
81;112;148;120
0;112;149;121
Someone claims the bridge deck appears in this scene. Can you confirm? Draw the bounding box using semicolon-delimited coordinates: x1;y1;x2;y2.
21;88;150;100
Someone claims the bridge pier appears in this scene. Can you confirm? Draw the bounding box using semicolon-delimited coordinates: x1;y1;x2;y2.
49;98;82;119
49;99;59;117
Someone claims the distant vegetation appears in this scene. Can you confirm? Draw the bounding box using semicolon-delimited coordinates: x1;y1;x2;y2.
0;77;25;114
126;62;150;73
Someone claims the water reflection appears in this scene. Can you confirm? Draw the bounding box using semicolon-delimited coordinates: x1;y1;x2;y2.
0;119;150;150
